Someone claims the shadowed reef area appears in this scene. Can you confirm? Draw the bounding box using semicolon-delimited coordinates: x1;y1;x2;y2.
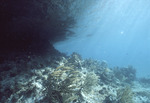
0;0;75;57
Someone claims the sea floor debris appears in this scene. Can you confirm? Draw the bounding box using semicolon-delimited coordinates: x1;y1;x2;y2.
0;52;150;103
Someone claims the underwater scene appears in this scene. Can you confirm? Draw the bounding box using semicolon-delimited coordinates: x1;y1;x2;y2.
0;0;150;103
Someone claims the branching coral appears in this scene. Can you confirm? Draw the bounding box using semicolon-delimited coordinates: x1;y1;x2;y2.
82;59;102;72
113;66;136;84
46;63;100;103
117;86;134;103
46;65;83;103
82;72;99;92
67;52;83;69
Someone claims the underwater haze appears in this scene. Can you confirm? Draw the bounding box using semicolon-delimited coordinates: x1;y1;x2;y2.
54;0;150;77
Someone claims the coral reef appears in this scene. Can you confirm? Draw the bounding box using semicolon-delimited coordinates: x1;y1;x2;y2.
139;76;150;86
82;72;99;92
117;86;134;103
113;66;136;84
46;65;83;103
0;52;150;103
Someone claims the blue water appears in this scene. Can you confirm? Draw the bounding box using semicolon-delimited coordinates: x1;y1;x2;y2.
54;0;150;77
